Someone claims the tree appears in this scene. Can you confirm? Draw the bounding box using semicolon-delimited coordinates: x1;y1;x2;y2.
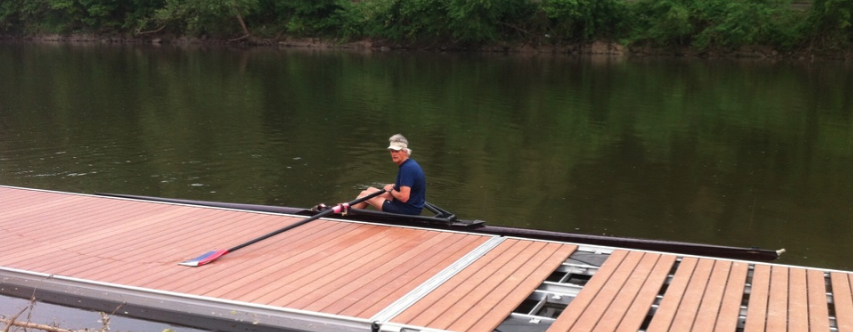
805;0;853;48
155;0;258;37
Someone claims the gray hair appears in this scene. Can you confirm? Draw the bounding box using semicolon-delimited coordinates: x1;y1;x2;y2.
389;134;408;145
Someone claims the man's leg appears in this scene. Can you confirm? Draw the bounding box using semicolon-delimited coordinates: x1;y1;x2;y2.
351;187;390;210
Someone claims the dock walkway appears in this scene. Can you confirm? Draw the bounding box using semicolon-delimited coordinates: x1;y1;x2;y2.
1;186;851;331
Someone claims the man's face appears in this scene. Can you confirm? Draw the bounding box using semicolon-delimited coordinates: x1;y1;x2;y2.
389;149;405;165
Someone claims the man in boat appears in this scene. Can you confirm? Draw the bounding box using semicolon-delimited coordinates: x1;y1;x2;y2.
351;134;426;215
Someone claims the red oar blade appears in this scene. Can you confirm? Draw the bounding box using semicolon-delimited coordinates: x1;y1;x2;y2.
179;249;229;267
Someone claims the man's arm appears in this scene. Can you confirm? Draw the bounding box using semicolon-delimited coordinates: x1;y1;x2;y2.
393;186;411;203
385;184;411;203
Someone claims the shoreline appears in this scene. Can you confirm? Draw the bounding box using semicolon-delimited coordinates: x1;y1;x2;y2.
2;33;851;62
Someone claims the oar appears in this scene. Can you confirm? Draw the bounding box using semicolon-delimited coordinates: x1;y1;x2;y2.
179;189;387;267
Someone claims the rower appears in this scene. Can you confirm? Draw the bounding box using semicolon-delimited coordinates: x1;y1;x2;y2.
352;134;426;216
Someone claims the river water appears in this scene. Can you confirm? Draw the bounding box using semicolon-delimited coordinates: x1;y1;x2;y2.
0;294;206;332
1;42;851;277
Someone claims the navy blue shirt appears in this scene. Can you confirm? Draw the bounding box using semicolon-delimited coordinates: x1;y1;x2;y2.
390;159;426;215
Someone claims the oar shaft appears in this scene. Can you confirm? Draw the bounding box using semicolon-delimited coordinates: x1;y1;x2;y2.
227;189;386;254
227;206;331;252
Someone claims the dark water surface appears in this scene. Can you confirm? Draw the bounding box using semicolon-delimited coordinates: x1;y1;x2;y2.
0;294;206;331
1;42;852;272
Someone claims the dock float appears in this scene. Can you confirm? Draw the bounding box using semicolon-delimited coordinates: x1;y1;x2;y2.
1;185;851;332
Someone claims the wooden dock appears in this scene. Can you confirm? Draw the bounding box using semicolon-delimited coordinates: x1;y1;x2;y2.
1;185;851;332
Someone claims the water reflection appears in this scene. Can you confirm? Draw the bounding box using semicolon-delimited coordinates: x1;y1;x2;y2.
0;43;851;269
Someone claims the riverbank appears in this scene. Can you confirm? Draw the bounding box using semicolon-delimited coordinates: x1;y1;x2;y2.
3;0;852;62
3;33;851;62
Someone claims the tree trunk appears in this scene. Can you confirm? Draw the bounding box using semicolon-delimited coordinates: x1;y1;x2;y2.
234;7;250;37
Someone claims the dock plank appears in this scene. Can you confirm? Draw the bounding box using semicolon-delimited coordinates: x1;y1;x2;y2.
391;239;523;326
645;256;699;332
0;197;123;251
212;225;412;300
93;210;274;284
788;267;808;332
439;241;552;330
342;235;488;318
807;269;831;331
614;254;676;332
1;194;85;220
171;220;349;293
181;221;373;295
186;223;398;299
109;213;326;286
1;195;93;230
419;240;548;329
547;250;630;332
766;266;789;331
278;230;448;309
32;208;231;276
0;187;52;208
744;264;771;332
247;227;418;304
832;272;853;332
568;251;645;332
691;260;732;332
297;231;458;310
2;204;196;269
713;261;749;332
451;243;577;332
591;252;661;332
669;258;716;331
329;234;487;317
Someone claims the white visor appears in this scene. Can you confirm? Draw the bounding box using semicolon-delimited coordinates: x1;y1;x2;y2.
388;141;407;151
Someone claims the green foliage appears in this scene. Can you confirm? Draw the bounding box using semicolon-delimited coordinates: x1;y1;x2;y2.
278;0;347;35
329;0;368;39
250;0;348;37
155;0;258;36
21;0;114;32
445;0;529;44
344;0;537;45
0;0;165;34
124;0;167;32
0;1;23;33
628;0;694;46
692;0;800;49
627;0;802;49
382;0;448;42
344;0;450;43
541;0;628;42
0;0;849;52
804;0;853;48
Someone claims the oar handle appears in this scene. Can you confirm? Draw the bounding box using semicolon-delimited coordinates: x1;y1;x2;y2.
226;189;387;253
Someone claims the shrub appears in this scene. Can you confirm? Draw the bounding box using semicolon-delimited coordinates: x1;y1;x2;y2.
803;0;853;48
345;0;450;43
155;0;258;37
627;0;803;50
540;0;628;42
